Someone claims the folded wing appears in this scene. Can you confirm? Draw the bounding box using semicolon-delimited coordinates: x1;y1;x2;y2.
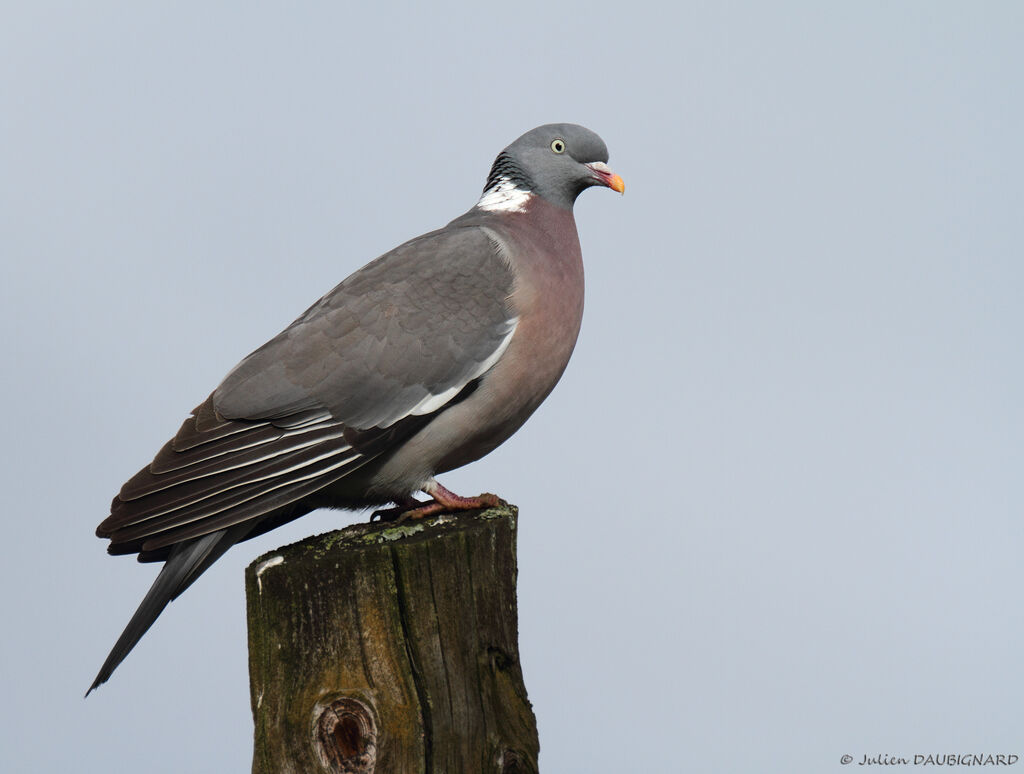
97;225;517;560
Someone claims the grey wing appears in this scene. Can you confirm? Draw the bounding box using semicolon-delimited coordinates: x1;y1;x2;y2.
97;225;517;559
213;225;518;429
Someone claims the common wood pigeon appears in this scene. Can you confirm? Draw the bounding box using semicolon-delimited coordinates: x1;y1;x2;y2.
89;123;623;693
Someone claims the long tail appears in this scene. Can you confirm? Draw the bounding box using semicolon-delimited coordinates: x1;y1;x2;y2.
86;524;248;695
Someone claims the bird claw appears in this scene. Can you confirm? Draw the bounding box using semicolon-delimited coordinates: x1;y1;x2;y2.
370;504;415;523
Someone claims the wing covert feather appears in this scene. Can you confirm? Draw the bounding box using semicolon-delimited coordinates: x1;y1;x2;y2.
213;226;517;429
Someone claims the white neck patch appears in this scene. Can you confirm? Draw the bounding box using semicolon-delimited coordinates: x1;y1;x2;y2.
476;177;533;213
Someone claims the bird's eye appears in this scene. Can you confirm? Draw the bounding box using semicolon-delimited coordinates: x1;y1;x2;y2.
550;139;566;154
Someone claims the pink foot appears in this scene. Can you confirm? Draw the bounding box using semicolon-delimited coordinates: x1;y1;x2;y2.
370;480;502;523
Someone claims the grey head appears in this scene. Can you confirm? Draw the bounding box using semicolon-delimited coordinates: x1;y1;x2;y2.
481;123;624;211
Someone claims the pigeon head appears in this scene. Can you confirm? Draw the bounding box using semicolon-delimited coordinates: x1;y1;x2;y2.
479;123;624;212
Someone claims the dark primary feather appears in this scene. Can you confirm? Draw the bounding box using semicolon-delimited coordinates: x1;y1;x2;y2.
96;398;362;558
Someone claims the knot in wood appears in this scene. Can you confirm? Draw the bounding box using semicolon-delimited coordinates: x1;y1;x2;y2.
500;747;535;774
314;697;376;774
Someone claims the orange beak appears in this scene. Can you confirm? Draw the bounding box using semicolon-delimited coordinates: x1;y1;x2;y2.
587;162;625;194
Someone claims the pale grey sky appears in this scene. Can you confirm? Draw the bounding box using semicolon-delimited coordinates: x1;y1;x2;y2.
2;2;1022;771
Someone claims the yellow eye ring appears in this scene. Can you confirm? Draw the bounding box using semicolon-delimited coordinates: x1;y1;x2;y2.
550;139;566;154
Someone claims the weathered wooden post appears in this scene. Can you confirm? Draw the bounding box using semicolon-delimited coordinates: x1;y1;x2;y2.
245;504;539;773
